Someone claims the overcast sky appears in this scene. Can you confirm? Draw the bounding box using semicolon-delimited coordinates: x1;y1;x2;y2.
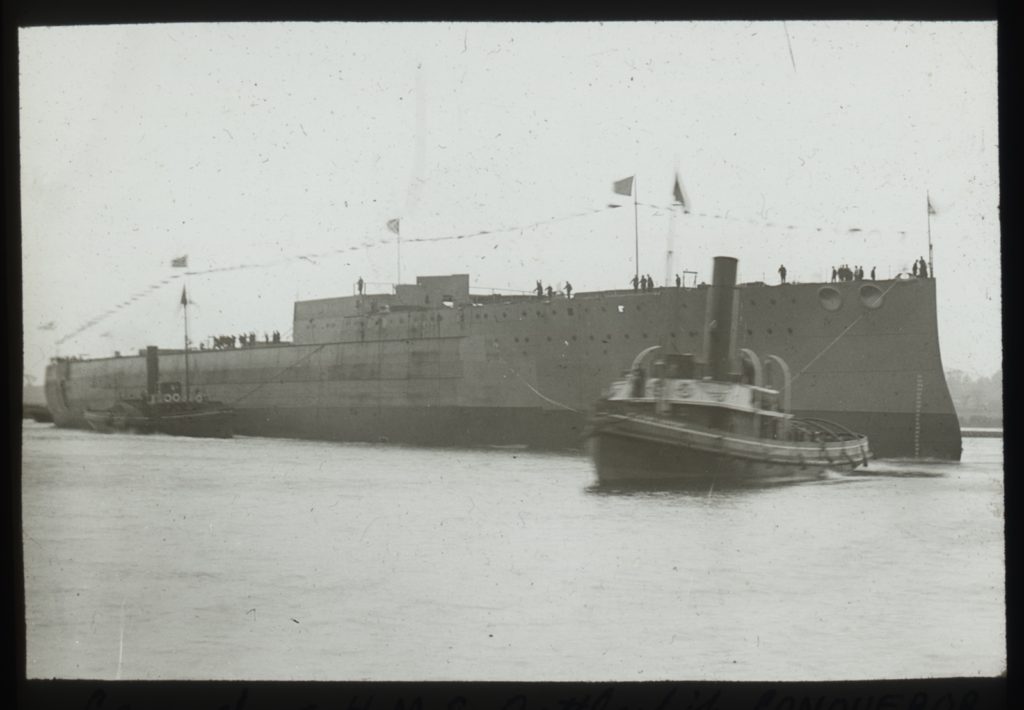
20;21;1000;381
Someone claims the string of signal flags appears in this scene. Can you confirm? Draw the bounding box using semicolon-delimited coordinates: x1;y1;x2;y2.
52;175;937;347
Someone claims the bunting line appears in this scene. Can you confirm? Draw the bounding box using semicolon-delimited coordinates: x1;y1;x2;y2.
51;200;928;348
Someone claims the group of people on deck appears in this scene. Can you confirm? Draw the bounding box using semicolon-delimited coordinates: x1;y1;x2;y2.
912;257;930;278
631;274;658;291
831;264;874;282
208;331;281;350
535;280;574;299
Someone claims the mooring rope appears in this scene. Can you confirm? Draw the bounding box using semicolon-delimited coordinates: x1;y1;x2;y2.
229;343;328;405
785;278;906;388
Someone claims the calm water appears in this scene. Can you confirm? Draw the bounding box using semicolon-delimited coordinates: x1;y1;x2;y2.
21;422;1004;681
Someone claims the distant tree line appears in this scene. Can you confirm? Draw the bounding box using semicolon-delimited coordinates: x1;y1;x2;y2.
946;369;1003;427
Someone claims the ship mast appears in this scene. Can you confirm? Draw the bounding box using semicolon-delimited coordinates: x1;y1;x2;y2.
634;176;640;286
181;284;190;399
926;191;935;277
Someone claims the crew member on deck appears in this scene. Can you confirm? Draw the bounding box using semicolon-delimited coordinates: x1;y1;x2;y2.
565;282;573;299
536;280;543;298
631;274;639;291
778;264;787;284
675;274;681;288
546;285;554;298
647;274;655;290
870;266;876;280
919;258;928;279
357;277;364;295
630;366;646;398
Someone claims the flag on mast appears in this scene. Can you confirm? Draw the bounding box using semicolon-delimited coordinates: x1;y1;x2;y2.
612;176;635;196
927;195;936;215
672;174;690;212
171;255;188;268
387;218;401;235
180;286;188;306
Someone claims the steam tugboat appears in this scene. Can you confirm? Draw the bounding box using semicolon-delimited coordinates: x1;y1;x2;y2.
84;346;234;439
588;256;871;485
84;288;234;439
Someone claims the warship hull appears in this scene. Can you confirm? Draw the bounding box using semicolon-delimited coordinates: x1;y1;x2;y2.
45;276;962;459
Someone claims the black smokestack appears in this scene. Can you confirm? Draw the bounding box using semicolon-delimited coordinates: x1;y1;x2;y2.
704;256;739;380
146;346;159;396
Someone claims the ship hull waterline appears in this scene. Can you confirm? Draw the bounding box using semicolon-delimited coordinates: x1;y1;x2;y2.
59;401;956;458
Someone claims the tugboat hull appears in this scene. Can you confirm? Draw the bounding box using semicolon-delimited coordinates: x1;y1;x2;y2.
84;407;235;439
588;414;870;486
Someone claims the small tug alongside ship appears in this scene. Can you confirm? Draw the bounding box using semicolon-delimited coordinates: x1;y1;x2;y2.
83;345;234;439
588;257;871;484
82;289;236;439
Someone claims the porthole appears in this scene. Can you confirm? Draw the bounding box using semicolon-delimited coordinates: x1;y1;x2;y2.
767;328;773;335
787;328;793;334
817;286;843;312
859;283;885;309
524;337;530;343
547;336;552;342
624;334;630;340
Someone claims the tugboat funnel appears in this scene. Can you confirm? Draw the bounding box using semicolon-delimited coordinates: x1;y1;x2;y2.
146;346;159;397
704;256;740;381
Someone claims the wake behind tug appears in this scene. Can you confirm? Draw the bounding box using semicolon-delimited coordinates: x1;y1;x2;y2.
588;257;871;485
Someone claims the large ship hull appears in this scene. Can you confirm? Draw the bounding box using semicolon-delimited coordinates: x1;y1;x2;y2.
44;277;962;459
